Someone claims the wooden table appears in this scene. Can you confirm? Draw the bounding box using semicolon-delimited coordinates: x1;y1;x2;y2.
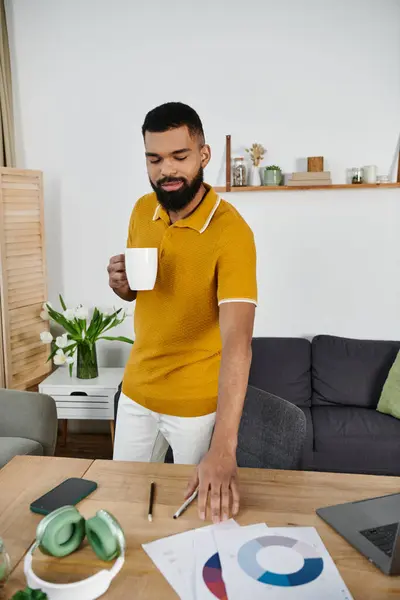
2;456;400;599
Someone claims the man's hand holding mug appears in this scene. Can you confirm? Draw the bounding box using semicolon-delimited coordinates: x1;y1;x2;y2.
108;248;158;301
107;254;136;302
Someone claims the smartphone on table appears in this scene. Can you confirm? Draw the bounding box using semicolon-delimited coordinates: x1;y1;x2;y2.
30;478;97;515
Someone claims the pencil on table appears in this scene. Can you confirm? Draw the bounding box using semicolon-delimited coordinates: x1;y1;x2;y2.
173;488;199;519
148;481;156;522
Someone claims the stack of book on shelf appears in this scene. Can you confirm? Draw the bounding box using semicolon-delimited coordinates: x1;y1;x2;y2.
287;171;332;186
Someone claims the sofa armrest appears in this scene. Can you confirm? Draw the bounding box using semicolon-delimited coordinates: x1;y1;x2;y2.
0;389;58;456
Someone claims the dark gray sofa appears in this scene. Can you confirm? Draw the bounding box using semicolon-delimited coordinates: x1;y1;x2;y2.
249;334;400;476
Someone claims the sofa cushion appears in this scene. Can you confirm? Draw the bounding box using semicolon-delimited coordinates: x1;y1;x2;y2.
311;406;400;475
0;437;43;469
312;335;400;408
249;338;312;407
377;350;400;419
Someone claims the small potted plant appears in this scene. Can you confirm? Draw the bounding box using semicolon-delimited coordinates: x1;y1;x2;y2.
263;165;282;186
245;143;266;186
40;296;133;379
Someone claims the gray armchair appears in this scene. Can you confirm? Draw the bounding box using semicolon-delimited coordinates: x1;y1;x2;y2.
0;389;58;468
237;386;307;470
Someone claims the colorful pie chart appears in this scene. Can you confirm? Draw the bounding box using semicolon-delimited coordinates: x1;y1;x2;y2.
202;552;228;600
238;535;324;587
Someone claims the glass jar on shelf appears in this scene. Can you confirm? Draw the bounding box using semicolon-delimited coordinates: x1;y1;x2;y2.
351;167;364;184
232;157;247;187
0;537;11;588
377;174;390;184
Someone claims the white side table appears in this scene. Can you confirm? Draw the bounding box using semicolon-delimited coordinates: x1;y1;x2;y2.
39;367;125;446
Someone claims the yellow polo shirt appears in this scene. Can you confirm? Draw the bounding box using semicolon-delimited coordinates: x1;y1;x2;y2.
122;185;257;417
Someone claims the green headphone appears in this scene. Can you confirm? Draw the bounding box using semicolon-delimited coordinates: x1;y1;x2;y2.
0;561;8;583
0;537;10;584
35;505;125;561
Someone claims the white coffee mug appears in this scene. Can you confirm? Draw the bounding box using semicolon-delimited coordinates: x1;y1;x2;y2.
125;248;158;291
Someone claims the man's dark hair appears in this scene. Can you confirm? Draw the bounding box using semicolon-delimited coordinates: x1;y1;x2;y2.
142;102;205;142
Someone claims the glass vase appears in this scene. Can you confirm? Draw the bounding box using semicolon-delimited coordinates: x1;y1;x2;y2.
351;167;364;184
77;342;98;379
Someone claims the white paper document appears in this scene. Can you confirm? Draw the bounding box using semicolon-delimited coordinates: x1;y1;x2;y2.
143;528;195;599
142;519;239;600
214;526;354;600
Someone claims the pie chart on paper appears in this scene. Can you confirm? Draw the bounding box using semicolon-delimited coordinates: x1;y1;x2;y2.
238;535;324;586
202;552;228;600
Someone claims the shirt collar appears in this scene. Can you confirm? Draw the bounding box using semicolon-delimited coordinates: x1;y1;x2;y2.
152;185;221;233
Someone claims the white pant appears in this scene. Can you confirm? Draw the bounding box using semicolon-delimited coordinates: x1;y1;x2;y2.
113;393;216;464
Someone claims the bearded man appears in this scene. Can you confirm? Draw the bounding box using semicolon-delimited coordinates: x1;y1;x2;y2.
108;102;257;523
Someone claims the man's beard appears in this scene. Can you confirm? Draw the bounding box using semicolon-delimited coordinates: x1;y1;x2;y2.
150;167;204;213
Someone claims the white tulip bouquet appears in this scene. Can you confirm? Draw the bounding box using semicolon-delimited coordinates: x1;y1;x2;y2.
40;295;133;378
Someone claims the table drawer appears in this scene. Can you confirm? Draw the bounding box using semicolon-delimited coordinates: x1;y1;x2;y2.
55;406;113;419
52;395;113;420
52;394;111;405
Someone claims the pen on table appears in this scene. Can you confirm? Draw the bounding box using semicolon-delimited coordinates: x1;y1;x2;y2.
173;488;199;519
148;481;156;522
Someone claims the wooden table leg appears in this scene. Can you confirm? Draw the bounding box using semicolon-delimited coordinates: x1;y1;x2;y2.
61;419;68;446
110;420;115;447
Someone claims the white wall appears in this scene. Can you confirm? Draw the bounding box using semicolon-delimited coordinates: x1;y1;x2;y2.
6;0;400;367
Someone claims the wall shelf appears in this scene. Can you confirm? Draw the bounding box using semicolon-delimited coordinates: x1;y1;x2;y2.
214;183;400;193
220;134;400;192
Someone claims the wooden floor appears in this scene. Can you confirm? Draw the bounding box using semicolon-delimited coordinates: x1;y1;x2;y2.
27;380;115;460
55;432;113;460
55;431;174;463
